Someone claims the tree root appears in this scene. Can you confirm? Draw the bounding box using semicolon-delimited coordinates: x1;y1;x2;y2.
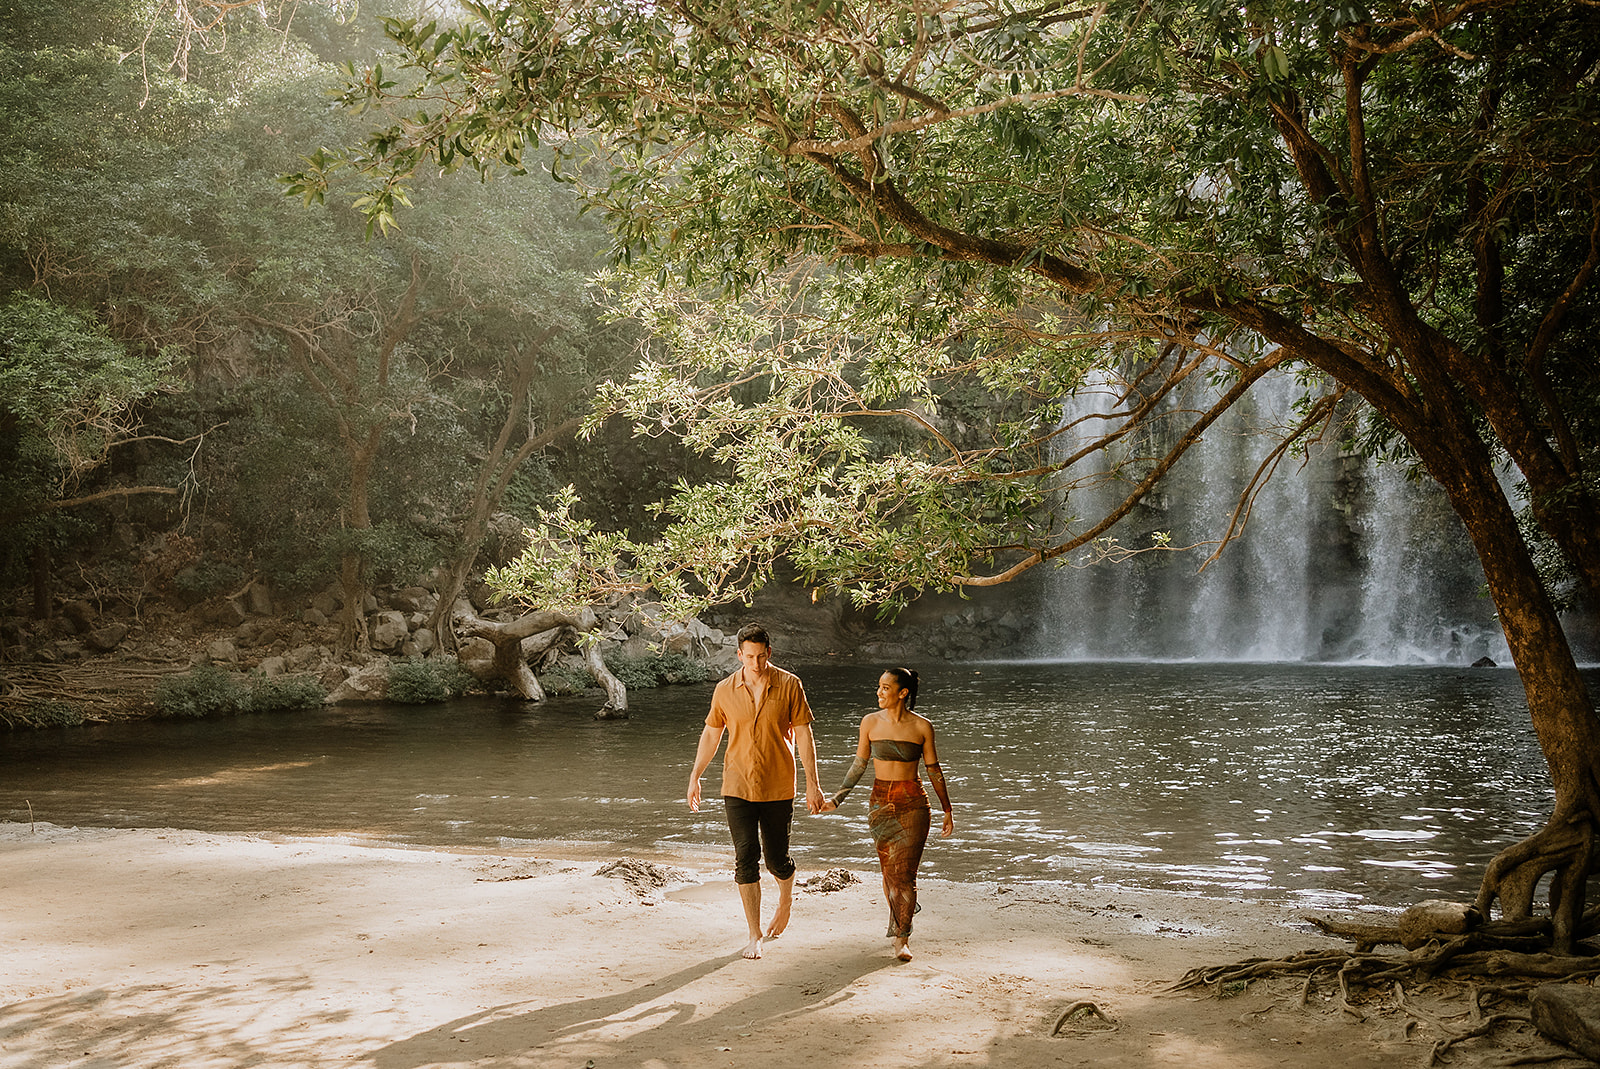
0;662;176;725
1052;1000;1116;1034
1169;934;1600;1064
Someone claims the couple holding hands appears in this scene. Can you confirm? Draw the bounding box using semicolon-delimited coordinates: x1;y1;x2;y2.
686;623;954;961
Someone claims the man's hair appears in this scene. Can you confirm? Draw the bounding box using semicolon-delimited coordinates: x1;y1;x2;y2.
736;623;771;648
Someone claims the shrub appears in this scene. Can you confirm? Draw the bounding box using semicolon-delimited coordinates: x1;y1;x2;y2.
241;673;325;713
1;700;87;730
387;657;475;704
155;664;245;718
154;665;325;718
172;559;247;599
602;651;713;689
537;663;594;696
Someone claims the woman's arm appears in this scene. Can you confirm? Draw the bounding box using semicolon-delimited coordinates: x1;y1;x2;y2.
825;719;874;810
922;719;954;836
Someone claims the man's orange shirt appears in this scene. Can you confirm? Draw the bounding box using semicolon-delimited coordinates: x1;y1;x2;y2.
705;665;814;802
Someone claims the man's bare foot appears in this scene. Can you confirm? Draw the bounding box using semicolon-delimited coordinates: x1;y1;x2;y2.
893;938;913;961
766;875;794;939
742;937;763;960
765;899;791;940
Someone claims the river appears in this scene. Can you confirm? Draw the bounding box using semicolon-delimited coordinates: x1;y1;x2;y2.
0;661;1562;911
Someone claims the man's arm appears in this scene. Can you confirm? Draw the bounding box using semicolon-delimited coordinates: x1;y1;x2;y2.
793;721;825;815
687;723;724;812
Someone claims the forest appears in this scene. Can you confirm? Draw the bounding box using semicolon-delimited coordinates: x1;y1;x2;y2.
4;0;1600;966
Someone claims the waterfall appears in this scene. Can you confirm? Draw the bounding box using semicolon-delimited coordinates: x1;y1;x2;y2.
1035;368;1513;665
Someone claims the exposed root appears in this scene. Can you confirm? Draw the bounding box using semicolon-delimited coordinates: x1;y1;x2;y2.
1427;1012;1530;1065
1;662;176;725
1170;930;1600;1065
1052;1000;1116;1034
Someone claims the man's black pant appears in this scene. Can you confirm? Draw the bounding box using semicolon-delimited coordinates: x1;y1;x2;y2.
723;796;796;885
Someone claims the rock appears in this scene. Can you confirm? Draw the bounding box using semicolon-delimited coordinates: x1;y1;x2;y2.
659;623;694;655
406;628;436;656
391;586;434;613
1398;899;1478;949
285;644;326;671
311;590;340;617
1471;655;1497;668
247;582;274;617
303;607;328;627
1532;983;1600;1060
326;663;390;703
201;599;247;627
369;610;410;651
61;600;96;634
206;637;239;664
237;618;281;648
259;656;287;677
362;593;379;614
84;623;129;652
318;663;349;689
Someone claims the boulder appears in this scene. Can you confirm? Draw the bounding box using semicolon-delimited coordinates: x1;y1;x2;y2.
259;656;287;677
391;586;434;613
303;607;329;627
1398;899;1478;949
1532;983;1600;1060
247;582;275;617
61;600;97;634
658;623;694;655
285;644;326;671
237;618;281;648
369;610;410;651
310;590;340;617
404;628;437;657
84;623;129;653
207;637;240;664
326;663;390;703
201;599;247;627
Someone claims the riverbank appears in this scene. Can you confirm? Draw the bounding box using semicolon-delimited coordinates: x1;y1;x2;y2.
0;822;1556;1068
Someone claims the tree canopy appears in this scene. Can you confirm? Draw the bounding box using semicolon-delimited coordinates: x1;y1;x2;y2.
304;0;1599;609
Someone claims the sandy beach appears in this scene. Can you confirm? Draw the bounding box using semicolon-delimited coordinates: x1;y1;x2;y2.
0;821;1569;1068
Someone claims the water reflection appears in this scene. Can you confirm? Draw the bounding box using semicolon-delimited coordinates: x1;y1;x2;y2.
0;662;1562;909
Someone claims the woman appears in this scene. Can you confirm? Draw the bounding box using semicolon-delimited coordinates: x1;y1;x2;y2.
821;667;953;961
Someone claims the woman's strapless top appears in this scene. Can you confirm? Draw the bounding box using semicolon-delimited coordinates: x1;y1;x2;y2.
870;738;924;762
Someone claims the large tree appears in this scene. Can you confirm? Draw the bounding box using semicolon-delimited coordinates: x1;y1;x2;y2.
304;1;1600;942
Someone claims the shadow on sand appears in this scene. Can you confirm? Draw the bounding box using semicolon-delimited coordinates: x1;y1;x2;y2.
367;947;896;1068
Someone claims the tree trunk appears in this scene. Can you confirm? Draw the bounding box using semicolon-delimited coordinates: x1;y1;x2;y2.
584;638;628;716
1412;418;1600;953
31;542;51;621
458;608;609;703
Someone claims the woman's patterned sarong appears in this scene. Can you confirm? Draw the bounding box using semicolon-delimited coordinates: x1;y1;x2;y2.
868;779;931;937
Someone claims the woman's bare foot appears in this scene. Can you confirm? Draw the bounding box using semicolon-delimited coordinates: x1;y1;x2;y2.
893;938;913;961
742;937;763;959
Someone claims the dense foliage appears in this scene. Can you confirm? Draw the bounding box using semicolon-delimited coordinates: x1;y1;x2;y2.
0;0;641;640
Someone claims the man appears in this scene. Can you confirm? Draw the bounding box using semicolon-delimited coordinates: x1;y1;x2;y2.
687;623;825;959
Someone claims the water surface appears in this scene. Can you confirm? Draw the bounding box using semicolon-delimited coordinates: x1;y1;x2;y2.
0;662;1558;910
